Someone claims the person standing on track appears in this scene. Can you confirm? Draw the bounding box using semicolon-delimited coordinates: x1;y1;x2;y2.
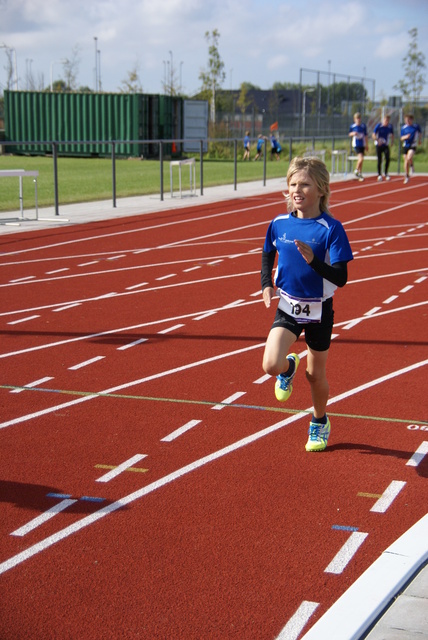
372;113;394;181
261;157;353;452
400;113;422;184
349;112;368;181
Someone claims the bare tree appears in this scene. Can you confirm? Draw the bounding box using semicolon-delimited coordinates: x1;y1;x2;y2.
62;45;81;91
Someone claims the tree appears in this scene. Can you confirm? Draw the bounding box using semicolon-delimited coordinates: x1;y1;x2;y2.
119;61;143;93
62;45;81;92
394;28;426;105
199;29;225;124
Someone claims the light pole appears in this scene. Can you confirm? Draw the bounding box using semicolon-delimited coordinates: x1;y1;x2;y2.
94;37;98;92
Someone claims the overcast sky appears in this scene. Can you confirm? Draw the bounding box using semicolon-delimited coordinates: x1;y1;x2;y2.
1;0;427;100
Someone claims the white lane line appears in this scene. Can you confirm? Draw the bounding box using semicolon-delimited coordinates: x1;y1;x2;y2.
68;356;105;370
399;285;413;293
52;303;82;312
78;261;99;267
156;273;176;281
117;338;148;351
370;480;406;513
46;268;69;274
10;276;36;282
193;311;217;321
10;376;54;394
383;295;398;304
7;315;40;325
212;391;247;410
415;276;427;283
11;499;77;537
276;601;320;640
96;454;147;483
161;420;202;442
157;324;185;334
325;532;369;574
125;282;149;290
406;441;428;467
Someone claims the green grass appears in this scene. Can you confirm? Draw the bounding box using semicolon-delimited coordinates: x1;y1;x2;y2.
1;143;427;213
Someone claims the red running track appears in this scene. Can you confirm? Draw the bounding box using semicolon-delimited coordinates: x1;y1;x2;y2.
0;176;427;639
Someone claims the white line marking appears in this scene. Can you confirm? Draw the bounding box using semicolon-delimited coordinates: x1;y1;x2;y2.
107;254;126;261
96;454;148;483
7;315;40;325
11;499;77;537
125;282;149;290
10;376;54;394
212;392;246;410
117;338;148;351
68;356;106;370
370;480;406;513
161;420;202;442
156;273;176;281
325;532;369;574
157;324;185;334
276;601;319;640
415;276;427;283
46;268;69;274
406;441;428;467
253;373;271;384
10;276;36;282
183;266;201;272
52;303;82;312
365;306;382;316
78;261;99;267
193;311;217;321
399;285;413;293
383;295;398;304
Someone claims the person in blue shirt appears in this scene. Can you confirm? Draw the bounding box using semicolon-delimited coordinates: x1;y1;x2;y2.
254;134;267;161
349;112;368;181
372;114;394;181
243;131;251;160
270;133;282;160
400;113;422;184
261;156;353;452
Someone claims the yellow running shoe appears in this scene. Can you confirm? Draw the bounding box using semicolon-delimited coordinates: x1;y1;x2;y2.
305;417;331;452
274;353;300;402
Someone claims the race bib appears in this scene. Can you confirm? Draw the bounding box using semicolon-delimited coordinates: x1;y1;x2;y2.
278;290;322;323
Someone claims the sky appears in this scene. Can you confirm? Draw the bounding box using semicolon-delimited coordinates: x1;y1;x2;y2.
1;0;428;101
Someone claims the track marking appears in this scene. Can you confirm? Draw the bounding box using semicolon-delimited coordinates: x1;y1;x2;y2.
117;338;148;350
68;356;106;370
52;303;82;312
96;454;148;483
157;324;185;334
324;532;369;574
406;441;428;467
95;464;149;474
9;376;53;394
357;492;382;499
212;392;246;410
161;420;202;442
10;499;77;537
275;601;320;640
370;480;406;513
7;315;40;325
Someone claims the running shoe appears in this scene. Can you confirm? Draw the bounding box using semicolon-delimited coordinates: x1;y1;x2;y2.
404;176;409;184
354;169;359;177
385;175;391;181
377;175;383;182
305;417;331;452
358;175;364;182
274;353;300;402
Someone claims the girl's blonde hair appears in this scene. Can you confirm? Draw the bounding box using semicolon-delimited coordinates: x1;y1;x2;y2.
285;156;331;215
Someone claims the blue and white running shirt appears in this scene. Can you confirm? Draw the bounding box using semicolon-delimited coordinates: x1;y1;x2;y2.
263;212;353;300
349;122;367;150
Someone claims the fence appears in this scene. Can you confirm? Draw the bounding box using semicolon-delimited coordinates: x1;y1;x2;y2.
0;134;408;217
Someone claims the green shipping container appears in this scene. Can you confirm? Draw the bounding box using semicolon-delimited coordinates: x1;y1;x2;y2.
3;90;158;158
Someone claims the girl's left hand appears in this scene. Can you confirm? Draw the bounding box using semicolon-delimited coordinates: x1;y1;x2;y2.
294;240;314;264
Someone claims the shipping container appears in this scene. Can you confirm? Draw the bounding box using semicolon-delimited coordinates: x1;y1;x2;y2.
3;91;200;159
